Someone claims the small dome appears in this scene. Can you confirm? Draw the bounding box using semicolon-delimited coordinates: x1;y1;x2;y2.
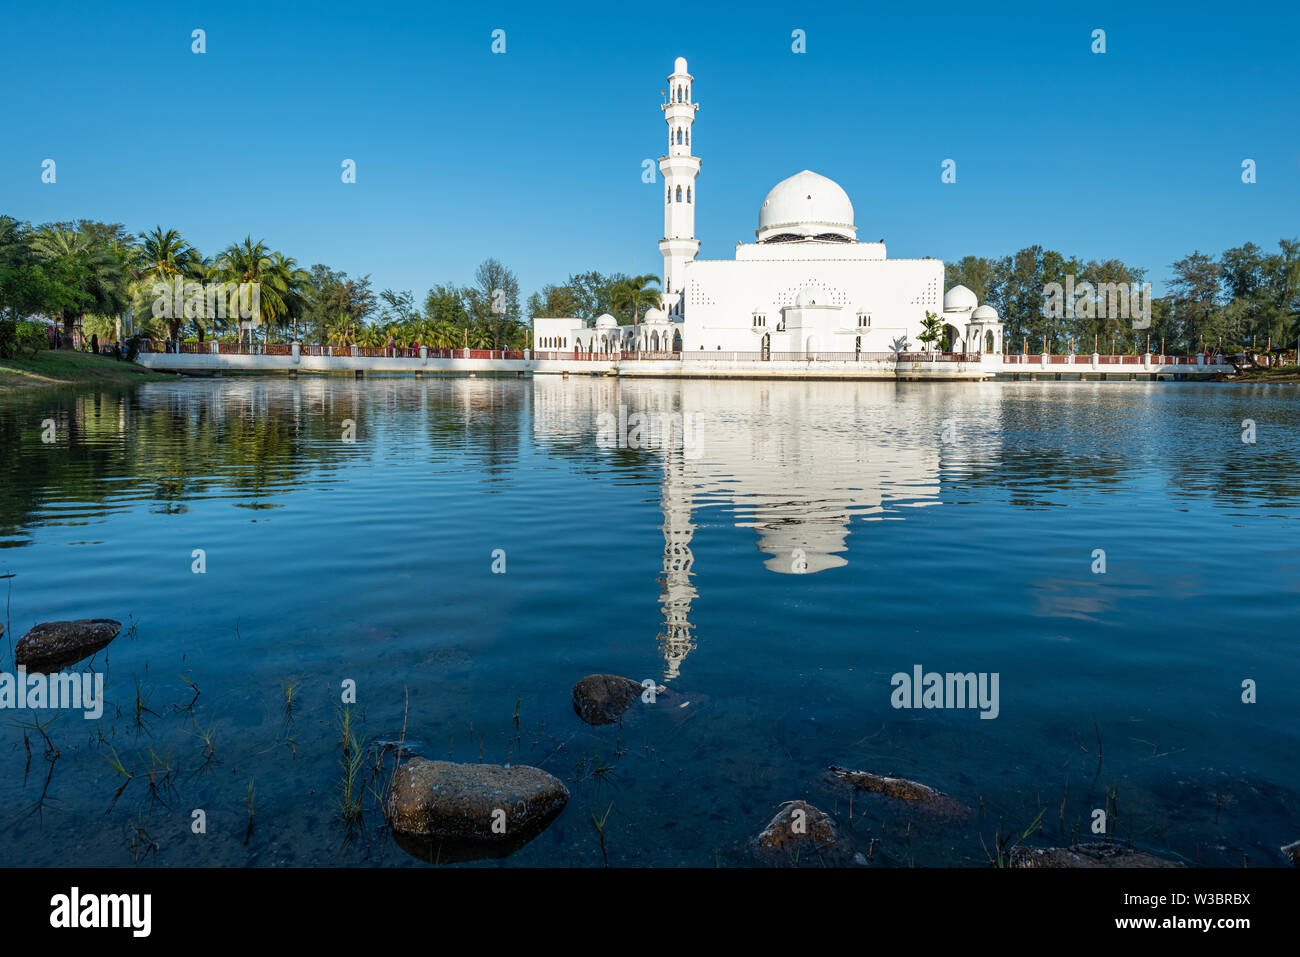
794;288;819;307
673;56;688;75
971;304;999;321
757;171;856;243
643;307;667;323
595;313;617;328
943;285;977;312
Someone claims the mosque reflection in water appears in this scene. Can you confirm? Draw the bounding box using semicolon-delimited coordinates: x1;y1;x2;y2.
529;376;1006;679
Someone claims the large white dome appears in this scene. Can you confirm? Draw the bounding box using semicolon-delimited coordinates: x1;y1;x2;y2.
971;304;999;321
595;313;618;329
757;170;856;243
943;285;977;312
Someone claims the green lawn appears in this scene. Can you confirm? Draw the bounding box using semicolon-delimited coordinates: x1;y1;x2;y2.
1229;363;1300;383
0;350;174;393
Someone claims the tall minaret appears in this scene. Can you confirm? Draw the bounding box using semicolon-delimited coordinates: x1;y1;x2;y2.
658;56;700;317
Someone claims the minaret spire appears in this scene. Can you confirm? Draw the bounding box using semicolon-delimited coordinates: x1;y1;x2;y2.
658;56;701;317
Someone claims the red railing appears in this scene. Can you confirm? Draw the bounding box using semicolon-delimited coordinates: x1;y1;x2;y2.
532;350;623;361
136;343;1227;367
896;352;982;362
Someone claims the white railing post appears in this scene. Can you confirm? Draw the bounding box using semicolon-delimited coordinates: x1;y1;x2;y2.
291;341;301;364
1091;352;1100;370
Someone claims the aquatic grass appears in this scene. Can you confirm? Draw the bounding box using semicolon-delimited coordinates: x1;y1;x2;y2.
243;778;255;846
980;806;1047;868
143;748;178;806
132;676;158;732
375;689;410;825
591;802;613;867
175;673;200;714
104;744;134;810
336;705;365;827
186;721;218;773
127;812;158;865
11;712;61;764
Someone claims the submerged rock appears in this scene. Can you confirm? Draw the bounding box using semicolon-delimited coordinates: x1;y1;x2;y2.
1010;843;1183;868
752;800;861;866
572;674;665;726
1281;840;1299;866
387;757;568;844
14;619;121;671
825;765;974;822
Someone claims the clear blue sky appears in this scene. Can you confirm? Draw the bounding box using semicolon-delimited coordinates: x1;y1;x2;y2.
2;1;1297;302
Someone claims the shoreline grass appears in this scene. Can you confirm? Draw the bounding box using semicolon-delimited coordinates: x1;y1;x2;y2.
0;350;175;394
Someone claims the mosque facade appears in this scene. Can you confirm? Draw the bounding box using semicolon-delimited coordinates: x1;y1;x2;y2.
531;57;1004;360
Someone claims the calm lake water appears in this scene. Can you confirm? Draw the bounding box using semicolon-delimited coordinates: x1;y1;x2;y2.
1;375;1297;867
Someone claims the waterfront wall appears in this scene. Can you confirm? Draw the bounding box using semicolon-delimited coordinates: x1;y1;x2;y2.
135;347;1233;381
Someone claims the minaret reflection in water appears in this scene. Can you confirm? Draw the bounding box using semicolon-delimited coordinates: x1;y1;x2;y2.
530;377;1000;680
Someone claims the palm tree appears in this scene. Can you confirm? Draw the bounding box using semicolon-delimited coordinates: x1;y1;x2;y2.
326;311;358;348
212;237;289;346
31;224;132;344
357;324;388;348
134;227;202;341
611;274;662;326
269;251;310;341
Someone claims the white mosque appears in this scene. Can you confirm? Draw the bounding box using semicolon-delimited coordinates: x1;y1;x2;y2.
532;56;1005;359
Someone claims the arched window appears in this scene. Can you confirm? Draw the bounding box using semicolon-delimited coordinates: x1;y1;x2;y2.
686;186;691;203
685;129;689;145
675;186;682;202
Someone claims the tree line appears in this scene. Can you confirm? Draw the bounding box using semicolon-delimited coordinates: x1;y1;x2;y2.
945;240;1300;354
0;216;535;352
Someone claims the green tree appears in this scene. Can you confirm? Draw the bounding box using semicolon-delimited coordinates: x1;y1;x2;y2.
134;227;202;340
467;258;523;349
610;274;662;326
211;238;301;344
918;311;944;354
30;221;132;343
1169;251;1224;351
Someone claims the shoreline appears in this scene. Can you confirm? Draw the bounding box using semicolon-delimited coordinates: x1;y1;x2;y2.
0;351;177;394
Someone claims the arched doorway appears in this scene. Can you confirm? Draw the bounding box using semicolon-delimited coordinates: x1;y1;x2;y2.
672;330;682;352
985;330;995;353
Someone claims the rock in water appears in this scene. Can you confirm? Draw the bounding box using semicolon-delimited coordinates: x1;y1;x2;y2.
572;674;664;726
1281;840;1299;866
752;800;860;866
14;619;121;671
1010;843;1183;868
387;757;569;844
825;765;974;822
